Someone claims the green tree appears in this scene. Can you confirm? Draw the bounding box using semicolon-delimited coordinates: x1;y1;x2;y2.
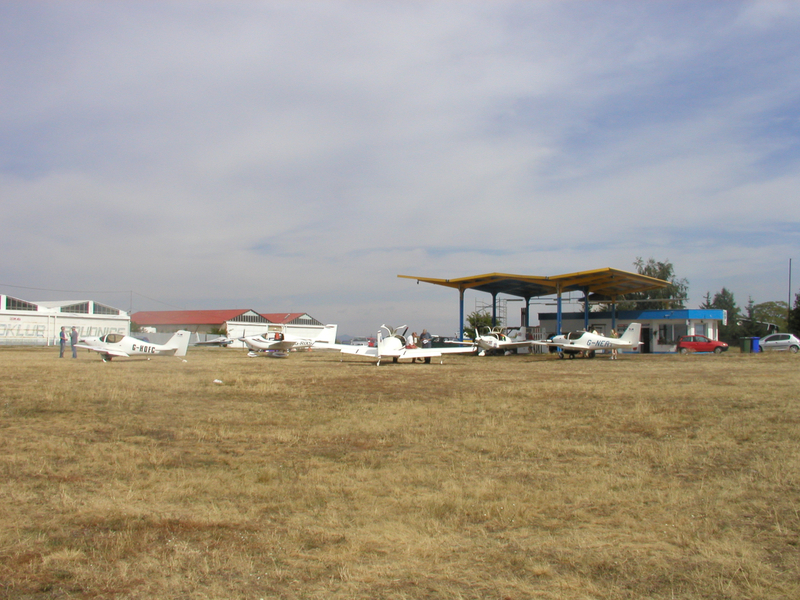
788;293;800;335
703;287;741;344
615;257;689;310
739;299;763;338
464;310;493;341
751;300;788;333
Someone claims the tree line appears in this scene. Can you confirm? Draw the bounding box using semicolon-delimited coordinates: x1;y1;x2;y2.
621;257;797;344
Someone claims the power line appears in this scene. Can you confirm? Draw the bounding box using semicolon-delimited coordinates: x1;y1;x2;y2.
0;284;185;310
0;283;131;294
131;292;185;310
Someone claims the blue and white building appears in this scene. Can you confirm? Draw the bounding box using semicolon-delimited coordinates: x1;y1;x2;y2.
538;308;727;353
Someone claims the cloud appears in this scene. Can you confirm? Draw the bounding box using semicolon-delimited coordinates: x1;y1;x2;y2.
2;1;800;334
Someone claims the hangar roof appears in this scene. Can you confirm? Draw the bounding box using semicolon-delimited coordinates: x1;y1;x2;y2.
261;313;323;326
131;309;266;326
398;268;669;299
130;310;324;327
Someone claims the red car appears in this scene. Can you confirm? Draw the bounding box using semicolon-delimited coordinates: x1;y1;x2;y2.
675;335;729;354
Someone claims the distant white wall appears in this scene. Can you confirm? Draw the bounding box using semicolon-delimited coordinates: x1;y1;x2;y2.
0;297;129;346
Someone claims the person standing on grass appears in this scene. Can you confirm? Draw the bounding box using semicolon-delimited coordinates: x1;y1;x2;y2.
420;329;432;349
610;329;619;360
407;331;419;362
417;329;433;364
58;326;67;358
70;326;79;358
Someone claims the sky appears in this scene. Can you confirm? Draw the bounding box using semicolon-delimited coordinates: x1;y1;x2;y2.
2;1;800;337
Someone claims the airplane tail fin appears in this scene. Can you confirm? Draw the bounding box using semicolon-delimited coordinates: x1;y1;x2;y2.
619;323;642;346
166;330;192;357
316;324;338;346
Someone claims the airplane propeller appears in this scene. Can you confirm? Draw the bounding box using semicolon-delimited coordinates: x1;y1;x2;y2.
381;325;408;338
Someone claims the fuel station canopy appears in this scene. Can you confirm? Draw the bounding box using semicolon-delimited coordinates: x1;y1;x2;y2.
398;267;670;336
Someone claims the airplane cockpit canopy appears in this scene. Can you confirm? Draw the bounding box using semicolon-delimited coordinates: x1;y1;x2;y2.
566;331;587;340
99;333;125;343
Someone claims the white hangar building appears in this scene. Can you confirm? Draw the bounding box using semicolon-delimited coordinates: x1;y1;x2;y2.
0;294;130;346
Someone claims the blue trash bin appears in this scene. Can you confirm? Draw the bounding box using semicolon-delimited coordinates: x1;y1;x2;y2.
740;337;759;353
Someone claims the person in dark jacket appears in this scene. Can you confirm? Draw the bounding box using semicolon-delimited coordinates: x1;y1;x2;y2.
59;326;67;358
70;326;79;358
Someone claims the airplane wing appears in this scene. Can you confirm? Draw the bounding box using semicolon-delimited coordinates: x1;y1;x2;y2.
193;337;233;346
397;346;476;358
436;346;478;355
74;344;131;358
498;341;536;349
311;341;349;350
531;340;572;349
242;338;298;352
312;341;380;357
335;345;380;357
314;341;473;364
265;341;299;351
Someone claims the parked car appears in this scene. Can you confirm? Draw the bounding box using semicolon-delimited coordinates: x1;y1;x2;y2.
350;337;370;346
675;335;729;354
758;333;800;353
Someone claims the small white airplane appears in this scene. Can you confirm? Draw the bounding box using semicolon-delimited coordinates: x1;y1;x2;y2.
314;325;476;366
240;324;337;358
193;335;234;347
533;323;642;359
76;331;191;362
448;326;533;356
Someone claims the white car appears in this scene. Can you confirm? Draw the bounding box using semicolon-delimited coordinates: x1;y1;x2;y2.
350;337;370;346
759;333;800;353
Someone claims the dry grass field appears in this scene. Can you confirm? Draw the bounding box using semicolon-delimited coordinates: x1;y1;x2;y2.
1;345;799;599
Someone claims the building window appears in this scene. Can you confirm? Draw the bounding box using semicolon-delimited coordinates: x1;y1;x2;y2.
92;303;119;315
290;314;322;326
61;302;89;314
5;296;38;311
658;323;688;344
239;315;261;323
235;312;269;323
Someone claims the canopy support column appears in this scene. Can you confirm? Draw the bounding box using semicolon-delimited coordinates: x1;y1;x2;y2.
524;296;531;328
459;287;465;341
556;285;563;335
583;287;590;331
611;296;617;332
